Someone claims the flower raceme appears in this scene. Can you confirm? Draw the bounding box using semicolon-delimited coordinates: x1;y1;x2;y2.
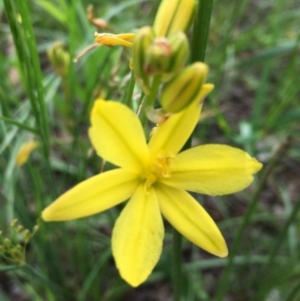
94;0;196;97
94;0;195;47
42;99;262;287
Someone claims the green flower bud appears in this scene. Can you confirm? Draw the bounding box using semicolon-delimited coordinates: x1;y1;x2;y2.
144;32;189;79
24;230;32;244
33;224;39;234
132;26;155;94
17;225;24;233
160;62;208;113
10;219;18;228
144;38;172;76
3;238;11;247
47;41;70;78
164;31;189;76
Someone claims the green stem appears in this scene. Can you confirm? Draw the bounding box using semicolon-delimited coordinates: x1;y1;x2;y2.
191;0;214;63
266;196;300;269
0;116;38;134
138;76;161;125
16;0;50;157
172;229;183;301
122;72;136;108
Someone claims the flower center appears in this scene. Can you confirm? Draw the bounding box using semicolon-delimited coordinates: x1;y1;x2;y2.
142;152;174;188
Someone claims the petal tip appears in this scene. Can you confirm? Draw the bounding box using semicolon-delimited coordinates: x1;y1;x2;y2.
217;247;229;258
41;207;53;222
211;237;228;258
252;159;263;173
120;273;145;287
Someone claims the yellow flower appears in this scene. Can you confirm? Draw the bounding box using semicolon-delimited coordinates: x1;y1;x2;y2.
42;99;262;287
16;141;39;167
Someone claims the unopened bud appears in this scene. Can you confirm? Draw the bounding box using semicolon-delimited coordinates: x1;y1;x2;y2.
144;38;172;75
10;219;18;228
154;0;195;37
16;141;39;167
4;238;11;247
33;225;39;234
144;32;189;78
164;31;189;76
47;42;70;77
24;230;32;244
160;62;208;113
87;5;95;20
17;225;24;233
132;26;155;94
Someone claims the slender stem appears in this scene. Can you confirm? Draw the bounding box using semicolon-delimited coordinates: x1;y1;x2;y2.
266;196;300;269
191;0;214;63
17;0;50;157
0;116;38;134
172;229;183;301
122;72;136;108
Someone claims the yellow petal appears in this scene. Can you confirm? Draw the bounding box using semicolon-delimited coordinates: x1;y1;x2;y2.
162;144;262;195
153;0;195;37
112;185;164;287
89;100;149;172
42;169;139;221
94;32;134;47
148;102;201;157
16;141;39;166
155;183;228;257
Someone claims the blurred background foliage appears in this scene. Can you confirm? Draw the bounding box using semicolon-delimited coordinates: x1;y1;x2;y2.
0;0;300;300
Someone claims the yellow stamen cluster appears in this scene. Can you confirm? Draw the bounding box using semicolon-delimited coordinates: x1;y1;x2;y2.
143;153;174;188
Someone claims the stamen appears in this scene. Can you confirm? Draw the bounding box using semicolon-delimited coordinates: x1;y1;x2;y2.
142;152;174;188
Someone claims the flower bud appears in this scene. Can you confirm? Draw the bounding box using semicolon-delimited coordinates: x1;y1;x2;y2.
144;38;172;76
16;141;39;167
164;31;189;76
132;26;155;94
153;0;195;37
160;62;208;113
47;42;70;77
10;219;18;228
144;32;189;79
